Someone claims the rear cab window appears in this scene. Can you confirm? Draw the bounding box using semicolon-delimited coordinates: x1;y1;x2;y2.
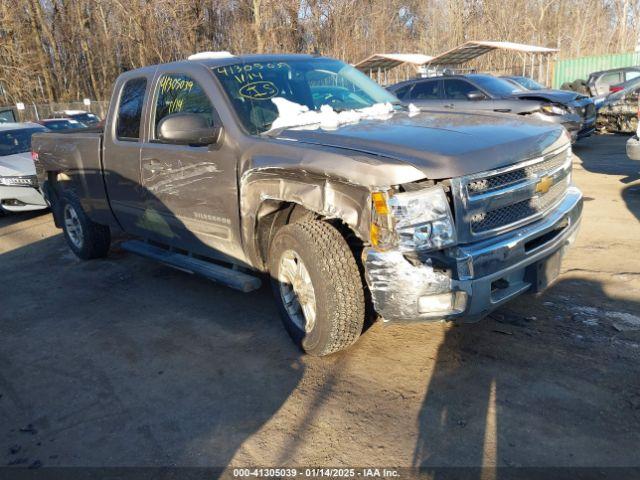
116;77;147;141
152;74;215;140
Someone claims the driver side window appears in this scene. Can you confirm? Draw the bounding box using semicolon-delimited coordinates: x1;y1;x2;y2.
153;74;214;139
443;80;477;100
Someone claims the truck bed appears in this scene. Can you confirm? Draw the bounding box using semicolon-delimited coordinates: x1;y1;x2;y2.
32;129;102;178
32;129;109;219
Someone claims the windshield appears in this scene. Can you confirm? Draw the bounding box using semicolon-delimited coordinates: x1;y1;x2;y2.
70;113;99;124
511;76;544;90
0;128;45;156
212;58;399;134
470;75;522;97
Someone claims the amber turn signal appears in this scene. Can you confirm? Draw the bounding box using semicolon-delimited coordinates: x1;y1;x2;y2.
372;191;389;215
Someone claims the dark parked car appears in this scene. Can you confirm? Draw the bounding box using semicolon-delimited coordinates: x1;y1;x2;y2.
586;67;640;97
502;76;596;139
388;74;584;141
51;110;101;126
37;118;87;130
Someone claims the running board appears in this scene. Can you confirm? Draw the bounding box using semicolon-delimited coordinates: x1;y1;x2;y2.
120;240;262;293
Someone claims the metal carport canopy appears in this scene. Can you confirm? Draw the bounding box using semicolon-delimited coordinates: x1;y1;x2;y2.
354;53;435;72
426;41;558;65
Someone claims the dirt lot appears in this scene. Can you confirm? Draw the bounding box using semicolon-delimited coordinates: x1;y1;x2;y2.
1;134;639;471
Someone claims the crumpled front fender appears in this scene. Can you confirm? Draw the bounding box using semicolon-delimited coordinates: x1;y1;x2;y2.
240;167;372;270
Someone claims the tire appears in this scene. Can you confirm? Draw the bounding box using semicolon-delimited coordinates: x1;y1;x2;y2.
59;190;111;260
268;220;365;356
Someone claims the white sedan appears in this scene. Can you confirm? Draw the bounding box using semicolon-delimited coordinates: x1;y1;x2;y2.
0;122;49;213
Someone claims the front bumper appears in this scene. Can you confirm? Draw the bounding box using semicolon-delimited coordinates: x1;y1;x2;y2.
529;112;582;143
0;185;47;212
364;186;583;322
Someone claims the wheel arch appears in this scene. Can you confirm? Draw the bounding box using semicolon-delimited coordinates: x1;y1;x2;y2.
241;168;372;271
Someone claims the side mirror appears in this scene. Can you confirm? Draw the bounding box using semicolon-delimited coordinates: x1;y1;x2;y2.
466;91;486;101
157;113;222;146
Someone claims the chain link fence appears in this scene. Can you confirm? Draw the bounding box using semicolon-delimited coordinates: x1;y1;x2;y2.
0;100;109;123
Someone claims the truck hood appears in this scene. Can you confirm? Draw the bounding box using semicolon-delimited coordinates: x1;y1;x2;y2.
273;110;568;179
0;152;35;177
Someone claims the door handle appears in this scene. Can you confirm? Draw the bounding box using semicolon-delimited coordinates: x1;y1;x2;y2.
494;108;511;113
444;103;454;109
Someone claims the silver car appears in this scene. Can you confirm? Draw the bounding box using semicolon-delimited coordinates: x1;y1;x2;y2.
0;122;48;213
388;74;583;141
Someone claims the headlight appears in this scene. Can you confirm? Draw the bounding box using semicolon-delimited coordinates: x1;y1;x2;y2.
0;175;38;187
541;104;568;116
371;186;456;252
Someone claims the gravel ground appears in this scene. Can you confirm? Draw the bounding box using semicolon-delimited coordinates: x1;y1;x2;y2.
0;134;639;472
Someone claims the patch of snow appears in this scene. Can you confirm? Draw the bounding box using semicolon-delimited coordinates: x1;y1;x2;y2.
581;318;599;327
607;311;640;331
268;98;395;132
408;103;421;117
573;306;599;316
188;51;234;60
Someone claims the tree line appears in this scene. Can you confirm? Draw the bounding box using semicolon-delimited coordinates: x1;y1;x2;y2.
0;0;638;103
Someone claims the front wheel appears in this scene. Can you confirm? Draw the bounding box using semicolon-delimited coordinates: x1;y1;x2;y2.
60;190;111;260
269;220;365;356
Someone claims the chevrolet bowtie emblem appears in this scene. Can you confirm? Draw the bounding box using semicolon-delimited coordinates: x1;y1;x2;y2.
535;175;553;194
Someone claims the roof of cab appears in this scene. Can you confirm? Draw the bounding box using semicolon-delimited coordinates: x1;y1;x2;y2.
121;53;324;78
188;53;320;68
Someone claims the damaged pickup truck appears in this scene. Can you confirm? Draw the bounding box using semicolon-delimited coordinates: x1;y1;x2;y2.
32;53;583;356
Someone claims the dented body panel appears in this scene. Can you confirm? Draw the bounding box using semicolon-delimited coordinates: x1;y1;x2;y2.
32;54;582;324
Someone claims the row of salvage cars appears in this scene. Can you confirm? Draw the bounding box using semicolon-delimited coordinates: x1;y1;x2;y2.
387;74;597;143
386;69;640;161
589;69;640;161
0;111;100;215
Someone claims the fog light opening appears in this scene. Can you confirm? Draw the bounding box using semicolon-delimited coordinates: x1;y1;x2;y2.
2;199;26;207
418;291;467;315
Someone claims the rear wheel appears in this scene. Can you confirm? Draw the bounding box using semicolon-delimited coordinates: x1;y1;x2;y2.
269;220;365;356
60;190;111;260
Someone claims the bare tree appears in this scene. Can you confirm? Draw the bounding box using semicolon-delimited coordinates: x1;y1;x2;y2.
0;0;638;103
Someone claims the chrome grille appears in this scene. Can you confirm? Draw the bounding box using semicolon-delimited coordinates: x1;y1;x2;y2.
470;179;567;233
452;146;573;243
467;151;567;196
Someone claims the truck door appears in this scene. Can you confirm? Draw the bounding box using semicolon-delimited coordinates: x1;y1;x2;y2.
138;68;242;261
442;79;515;113
102;75;150;235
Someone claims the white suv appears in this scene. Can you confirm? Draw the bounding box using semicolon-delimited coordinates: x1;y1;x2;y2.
0;122;48;214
